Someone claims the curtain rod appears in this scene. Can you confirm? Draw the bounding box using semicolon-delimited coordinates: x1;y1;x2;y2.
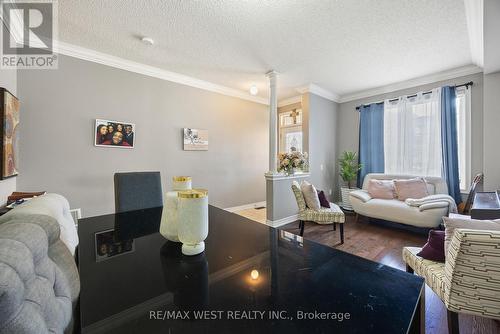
355;81;473;110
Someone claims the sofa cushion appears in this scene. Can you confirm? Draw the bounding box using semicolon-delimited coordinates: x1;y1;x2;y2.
349;190;372;203
0;222;72;334
367;179;395;199
394;178;429;200
350;196;448;228
417;230;445;262
362;173;448;195
300;181;321;210
298;203;345;224
443;216;500;255
316;190;330;208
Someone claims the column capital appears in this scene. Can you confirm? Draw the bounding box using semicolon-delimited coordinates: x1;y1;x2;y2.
266;70;279;78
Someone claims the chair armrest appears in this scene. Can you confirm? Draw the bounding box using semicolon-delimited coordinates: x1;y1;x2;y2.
349;190;372;203
443;229;500;318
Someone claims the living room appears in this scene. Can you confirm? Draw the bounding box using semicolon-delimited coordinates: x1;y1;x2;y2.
0;1;499;334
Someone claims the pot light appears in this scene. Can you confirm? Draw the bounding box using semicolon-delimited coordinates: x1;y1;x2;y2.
249;85;259;96
141;37;155;46
250;269;259;280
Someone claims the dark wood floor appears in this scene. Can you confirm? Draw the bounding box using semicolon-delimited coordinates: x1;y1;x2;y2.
280;214;500;334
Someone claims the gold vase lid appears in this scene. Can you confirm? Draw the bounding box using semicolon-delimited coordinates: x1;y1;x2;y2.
173;176;192;182
178;189;208;198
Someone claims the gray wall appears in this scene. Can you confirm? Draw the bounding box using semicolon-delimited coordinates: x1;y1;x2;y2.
266;175;310;221
483;71;500;190
266;92;338;222
308;93;339;200
0;68;17;205
17;55;268;217
336;72;484;200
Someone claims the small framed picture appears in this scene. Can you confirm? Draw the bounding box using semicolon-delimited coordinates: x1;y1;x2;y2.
183;128;208;151
95;119;135;148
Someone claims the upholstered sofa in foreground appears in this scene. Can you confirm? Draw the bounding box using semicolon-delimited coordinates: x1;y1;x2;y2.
0;194;80;334
403;229;500;333
349;173;450;228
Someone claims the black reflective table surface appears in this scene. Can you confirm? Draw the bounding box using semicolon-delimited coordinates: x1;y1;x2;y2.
78;206;424;334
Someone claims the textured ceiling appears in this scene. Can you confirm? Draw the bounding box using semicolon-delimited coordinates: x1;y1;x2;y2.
57;0;472;100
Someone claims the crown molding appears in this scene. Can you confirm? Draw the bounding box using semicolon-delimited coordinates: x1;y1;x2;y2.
296;83;340;103
54;41;269;105
278;95;301;107
338;64;483;103
2;12;269;105
464;0;484;68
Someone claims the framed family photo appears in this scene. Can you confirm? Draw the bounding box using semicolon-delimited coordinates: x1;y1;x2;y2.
0;88;20;179
95;119;135;148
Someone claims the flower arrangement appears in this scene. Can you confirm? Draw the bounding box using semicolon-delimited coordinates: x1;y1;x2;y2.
278;151;308;175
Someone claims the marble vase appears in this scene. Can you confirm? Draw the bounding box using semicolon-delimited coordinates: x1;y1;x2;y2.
177;189;208;256
160;176;192;242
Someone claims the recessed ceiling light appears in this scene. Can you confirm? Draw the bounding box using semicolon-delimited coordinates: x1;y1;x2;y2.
141;37;155;46
249;85;258;96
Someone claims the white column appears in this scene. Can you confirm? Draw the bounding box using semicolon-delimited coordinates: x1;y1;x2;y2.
266;70;278;174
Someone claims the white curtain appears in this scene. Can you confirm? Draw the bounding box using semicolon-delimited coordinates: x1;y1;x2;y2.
384;88;443;177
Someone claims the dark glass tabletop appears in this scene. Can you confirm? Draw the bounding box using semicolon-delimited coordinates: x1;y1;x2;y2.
78;206;424;334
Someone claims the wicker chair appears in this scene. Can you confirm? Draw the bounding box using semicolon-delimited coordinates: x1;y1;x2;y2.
291;181;345;243
403;229;500;334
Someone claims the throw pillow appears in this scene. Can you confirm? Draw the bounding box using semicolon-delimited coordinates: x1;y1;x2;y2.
443;216;500;255
300;181;321;210
316;190;331;208
394;178;429;201
367;179;395;199
417;230;445;262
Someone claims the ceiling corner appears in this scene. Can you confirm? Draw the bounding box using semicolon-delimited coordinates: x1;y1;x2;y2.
464;0;484;68
296;84;340;103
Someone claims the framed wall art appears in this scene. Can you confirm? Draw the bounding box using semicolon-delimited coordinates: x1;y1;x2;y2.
0;88;20;179
183;128;208;151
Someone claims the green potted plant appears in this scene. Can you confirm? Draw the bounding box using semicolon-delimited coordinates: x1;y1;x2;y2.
338;151;362;210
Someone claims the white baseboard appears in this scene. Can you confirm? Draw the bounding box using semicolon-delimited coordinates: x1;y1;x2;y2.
224;201;266;213
266;214;299;228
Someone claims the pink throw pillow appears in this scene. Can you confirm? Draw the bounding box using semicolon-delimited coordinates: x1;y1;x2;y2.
367;179;395;199
394;178;429;201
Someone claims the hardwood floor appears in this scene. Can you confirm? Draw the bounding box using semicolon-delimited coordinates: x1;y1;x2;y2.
234;207;267;224
280;215;500;334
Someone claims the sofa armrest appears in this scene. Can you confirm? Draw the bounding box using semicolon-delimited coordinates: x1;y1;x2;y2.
443;229;500;318
418;202;450;211
349;190;372;203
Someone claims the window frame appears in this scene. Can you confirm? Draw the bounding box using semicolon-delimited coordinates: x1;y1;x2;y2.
455;86;472;193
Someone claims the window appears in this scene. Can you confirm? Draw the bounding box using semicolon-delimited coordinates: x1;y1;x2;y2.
383;87;470;191
456;87;471;191
279;109;303;153
384;89;443;177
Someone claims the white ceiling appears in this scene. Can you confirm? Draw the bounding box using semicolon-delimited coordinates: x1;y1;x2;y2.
57;0;474;100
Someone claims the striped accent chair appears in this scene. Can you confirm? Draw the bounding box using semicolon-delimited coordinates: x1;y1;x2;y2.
403;229;500;334
291;181;345;243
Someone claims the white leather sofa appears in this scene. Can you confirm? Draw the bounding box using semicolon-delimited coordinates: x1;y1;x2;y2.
349;173;449;228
